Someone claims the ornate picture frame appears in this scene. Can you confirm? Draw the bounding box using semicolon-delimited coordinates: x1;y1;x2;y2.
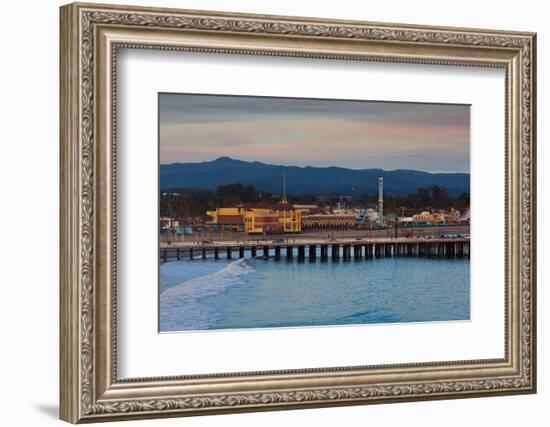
60;2;536;423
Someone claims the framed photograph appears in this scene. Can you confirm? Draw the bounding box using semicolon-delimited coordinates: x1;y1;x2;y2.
60;2;537;423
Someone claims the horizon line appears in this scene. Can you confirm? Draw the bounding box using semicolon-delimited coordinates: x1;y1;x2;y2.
159;156;470;175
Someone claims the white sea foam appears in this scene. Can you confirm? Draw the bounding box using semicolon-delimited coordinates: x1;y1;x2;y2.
160;258;254;330
161;258;253;302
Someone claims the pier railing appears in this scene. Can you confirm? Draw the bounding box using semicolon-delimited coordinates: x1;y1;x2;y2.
159;237;470;262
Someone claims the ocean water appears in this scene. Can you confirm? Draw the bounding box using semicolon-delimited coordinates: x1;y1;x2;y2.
159;250;470;332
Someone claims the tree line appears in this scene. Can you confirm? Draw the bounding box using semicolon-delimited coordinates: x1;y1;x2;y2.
160;183;469;219
354;185;469;213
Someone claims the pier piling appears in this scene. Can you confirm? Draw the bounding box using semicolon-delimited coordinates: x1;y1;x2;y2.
332;244;339;261
321;245;328;262
309;245;317;261
346;244;352;261
161;237;470;263
286;246;293;260
353;244;361;260
298;245;305;262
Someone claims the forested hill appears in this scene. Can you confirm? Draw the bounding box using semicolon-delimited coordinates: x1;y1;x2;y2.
160;157;469;196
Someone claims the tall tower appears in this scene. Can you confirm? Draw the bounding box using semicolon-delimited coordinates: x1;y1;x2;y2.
378;176;384;221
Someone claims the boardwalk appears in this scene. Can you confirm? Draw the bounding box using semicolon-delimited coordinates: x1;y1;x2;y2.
159;237;470;262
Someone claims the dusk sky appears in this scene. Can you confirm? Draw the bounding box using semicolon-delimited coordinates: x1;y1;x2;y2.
159;93;470;173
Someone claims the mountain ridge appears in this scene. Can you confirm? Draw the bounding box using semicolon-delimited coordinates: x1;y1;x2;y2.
160;157;470;196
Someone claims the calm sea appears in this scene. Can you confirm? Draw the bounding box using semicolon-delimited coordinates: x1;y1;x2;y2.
159;250;470;332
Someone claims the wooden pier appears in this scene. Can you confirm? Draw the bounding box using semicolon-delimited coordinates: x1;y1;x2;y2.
160;237;470;262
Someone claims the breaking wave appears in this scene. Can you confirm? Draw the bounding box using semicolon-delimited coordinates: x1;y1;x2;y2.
160;258;253;331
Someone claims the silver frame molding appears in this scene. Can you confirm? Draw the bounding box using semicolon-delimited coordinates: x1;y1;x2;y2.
60;2;537;423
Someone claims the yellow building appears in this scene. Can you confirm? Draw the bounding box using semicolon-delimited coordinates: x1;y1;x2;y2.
243;204;278;234
412;210;448;224
207;202;302;234
275;202;302;233
206;206;247;231
431;213;446;224
413;211;432;223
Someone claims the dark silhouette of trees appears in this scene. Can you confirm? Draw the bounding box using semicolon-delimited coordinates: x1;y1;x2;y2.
350;186;468;214
453;192;470;210
160;183;469;219
217;183;258;206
